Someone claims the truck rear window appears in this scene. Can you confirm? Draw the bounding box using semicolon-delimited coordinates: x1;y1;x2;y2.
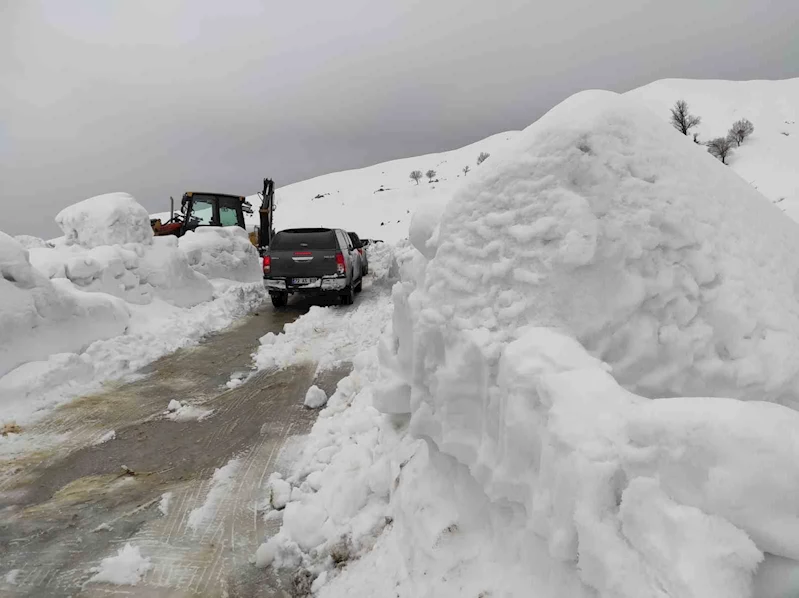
270;230;337;250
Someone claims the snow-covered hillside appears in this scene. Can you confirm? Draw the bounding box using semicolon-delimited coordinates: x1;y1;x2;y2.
245;132;519;244
626;78;799;220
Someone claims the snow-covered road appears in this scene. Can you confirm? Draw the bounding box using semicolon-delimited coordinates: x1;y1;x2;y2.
0;297;351;597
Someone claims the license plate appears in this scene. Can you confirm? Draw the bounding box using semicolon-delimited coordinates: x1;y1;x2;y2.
292;278;315;285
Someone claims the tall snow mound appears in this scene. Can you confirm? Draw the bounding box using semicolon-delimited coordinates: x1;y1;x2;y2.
421;89;799;402
179;227;262;282
56;192;154;248
376;90;799;597
0;232;129;378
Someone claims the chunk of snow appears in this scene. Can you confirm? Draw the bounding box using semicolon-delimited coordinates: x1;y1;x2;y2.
267;473;292;510
304;385;327;408
93;430;115;445
165;402;213;422
4;569;20;585
158;492;173;516
187;459;240;530
179;227;262;283
88;543;152;586
56;192;154;248
255;537;280;568
0;232;129;378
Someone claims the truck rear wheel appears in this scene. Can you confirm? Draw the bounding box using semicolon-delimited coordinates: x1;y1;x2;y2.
340;286;354;305
270;292;288;308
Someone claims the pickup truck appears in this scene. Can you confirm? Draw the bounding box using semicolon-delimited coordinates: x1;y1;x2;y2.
263;227;363;308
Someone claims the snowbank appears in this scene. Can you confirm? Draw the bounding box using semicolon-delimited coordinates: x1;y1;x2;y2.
0;232;129;378
31;193;215;307
372;91;799;596
260;90;799;597
56;192;154;248
179;227;262;282
407;90;799;402
28;237;214;307
0;279;264;425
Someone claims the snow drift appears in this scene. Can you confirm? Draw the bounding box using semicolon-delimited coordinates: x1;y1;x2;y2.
368;91;799;596
402;89;799;403
0;192;265;423
28;237;214;307
29;194;263;307
0;232;129;378
56;192;154;248
179;227;262;283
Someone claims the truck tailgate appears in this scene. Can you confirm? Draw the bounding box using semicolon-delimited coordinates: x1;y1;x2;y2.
269;249;338;278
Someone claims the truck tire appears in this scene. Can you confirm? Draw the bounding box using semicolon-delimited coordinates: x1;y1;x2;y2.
271;292;288;308
340;286;354;305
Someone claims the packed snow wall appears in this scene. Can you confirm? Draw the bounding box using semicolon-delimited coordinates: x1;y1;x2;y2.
376;90;799;597
0;232;129;378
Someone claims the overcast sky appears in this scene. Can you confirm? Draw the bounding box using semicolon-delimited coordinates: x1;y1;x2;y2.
2;0;798;237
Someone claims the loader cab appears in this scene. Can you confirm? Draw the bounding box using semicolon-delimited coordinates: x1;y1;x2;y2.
180;192;247;234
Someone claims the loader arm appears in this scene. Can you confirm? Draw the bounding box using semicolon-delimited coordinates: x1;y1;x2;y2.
258;178;275;251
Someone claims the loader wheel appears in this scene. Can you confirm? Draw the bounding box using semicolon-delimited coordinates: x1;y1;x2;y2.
271;292;288;308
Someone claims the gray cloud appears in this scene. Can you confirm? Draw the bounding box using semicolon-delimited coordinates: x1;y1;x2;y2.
2;0;798;237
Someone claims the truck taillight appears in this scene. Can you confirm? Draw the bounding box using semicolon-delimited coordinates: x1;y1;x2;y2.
335;252;346;274
263;255;271;274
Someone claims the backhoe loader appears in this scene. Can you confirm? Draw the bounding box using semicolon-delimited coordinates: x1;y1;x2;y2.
150;178;275;253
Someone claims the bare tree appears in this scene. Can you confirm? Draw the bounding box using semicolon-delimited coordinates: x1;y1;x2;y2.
425;169;437;182
706;137;734;165
409;170;423;185
462;165;470;175
728;118;754;146
477;152;490;165
670;100;702;135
